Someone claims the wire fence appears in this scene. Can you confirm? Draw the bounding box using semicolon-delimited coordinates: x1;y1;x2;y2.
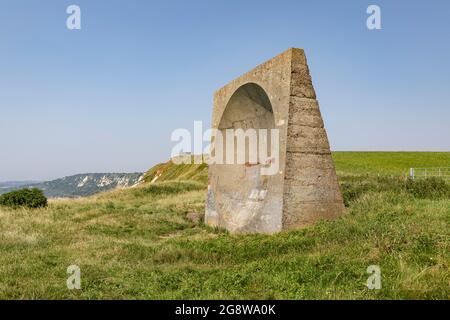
409;167;450;181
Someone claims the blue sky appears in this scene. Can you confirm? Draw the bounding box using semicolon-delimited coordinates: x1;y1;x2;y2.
1;0;449;181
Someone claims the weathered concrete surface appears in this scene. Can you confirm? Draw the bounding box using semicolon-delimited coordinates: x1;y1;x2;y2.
205;48;344;233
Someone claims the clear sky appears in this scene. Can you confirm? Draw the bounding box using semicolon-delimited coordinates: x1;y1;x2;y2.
1;0;449;181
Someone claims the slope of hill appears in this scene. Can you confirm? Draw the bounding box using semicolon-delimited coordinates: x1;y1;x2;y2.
0;152;448;299
142;160;208;184
0;173;144;198
142;152;450;184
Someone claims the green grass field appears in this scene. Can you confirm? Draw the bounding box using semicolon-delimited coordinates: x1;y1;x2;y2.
0;152;449;299
333;152;450;176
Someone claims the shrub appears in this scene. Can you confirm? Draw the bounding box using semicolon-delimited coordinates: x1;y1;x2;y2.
405;177;449;199
341;182;368;207
0;188;48;209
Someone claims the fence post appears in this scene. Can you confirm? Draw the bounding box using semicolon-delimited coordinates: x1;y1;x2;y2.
409;168;414;180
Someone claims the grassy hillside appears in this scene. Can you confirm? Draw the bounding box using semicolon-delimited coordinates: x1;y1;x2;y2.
144;152;450;184
142;161;208;184
0;152;449;299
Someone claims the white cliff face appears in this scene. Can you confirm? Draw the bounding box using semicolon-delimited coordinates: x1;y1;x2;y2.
150;171;163;184
77;176;91;187
97;176;113;187
130;174;145;188
115;177;131;188
75;174;143;189
69;173;145;196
